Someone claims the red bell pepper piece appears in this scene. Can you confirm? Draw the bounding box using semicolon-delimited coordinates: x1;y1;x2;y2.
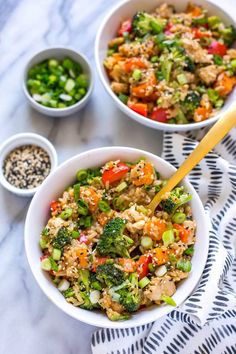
118;18;132;36
128;102;148;117
208;41;227;56
136;254;152;279
150;107;168;123
102;162;129;185
192;28;211;39
50;200;61;213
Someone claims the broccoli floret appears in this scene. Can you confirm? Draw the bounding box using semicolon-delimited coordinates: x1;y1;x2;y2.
132;12;166;36
113;273;141;313
52;227;71;250
96;217;133;258
79;291;94;310
90;272;102;290
78;269;90;292
220;25;236;46
185;56;195;72
96;263;125;287
107;309;130;321
161;187;192;214
182;91;201;114
63;287;75;298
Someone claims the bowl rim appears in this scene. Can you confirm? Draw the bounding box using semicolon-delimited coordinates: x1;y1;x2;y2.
0;132;58;196
24;146;209;328
95;0;236;131
22;46;94;114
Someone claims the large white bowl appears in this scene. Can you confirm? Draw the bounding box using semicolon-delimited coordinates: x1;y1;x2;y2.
95;0;236;131
25;147;209;328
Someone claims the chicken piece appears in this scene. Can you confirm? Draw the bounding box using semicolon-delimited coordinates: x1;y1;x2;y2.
182;38;212;64
167;269;189;282
119;39;155;58
144;275;176;303
111;82;129;94
198;65;221;85
226;48;236;59
108;37;125;48
100;290;124;313
155;3;174;18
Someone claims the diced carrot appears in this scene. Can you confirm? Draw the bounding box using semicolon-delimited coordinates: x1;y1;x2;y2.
173;224;191;243
76;247;88;268
186;3;202;17
194;106;212;122
119;258;136;272
131;161;155;186
97;212;110;226
131;72;157;98
151;248;169;266
80;187;101;212
144;218;167;240
124;58;147;72
215;73;236;97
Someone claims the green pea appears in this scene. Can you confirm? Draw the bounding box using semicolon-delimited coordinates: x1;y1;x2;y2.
71;230;80;239
76;74;88;88
132;69;142;80
48;59;59;68
62;58;74;70
59;208;73;220
151;56;158;63
172;212;186;224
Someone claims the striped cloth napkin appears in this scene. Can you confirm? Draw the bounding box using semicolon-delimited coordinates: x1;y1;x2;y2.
91;127;236;354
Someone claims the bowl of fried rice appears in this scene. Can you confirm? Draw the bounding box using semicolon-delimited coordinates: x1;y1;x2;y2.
95;0;236;131
25;147;208;328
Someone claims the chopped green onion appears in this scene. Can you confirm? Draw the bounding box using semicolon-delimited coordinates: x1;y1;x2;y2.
177;73;188;85
79;215;92;228
73;183;80;202
41;258;51;271
176;259;192;272
65;78;75;92
172;212;186;224
76;169;88;182
132;69;142;81
213;55;223;66
148;263;156;273
52;248;61;261
71;230;80;239
184;246;194;256
151;56;158;63
98;200;111;213
48;59;59;68
113;196;126;211
77;199;89;215
116;181;127;192
107;48;115;56
118;93;128;104
63;287;75;298
207;16;221;28
230;59;236;71
49;257;59;272
59;208;73;220
39;237;47;249
162;229;175;247
161;295;176;306
141;236;153;249
139;277;150;289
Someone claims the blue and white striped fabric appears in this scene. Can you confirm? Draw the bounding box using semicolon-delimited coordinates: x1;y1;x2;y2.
91;128;236;354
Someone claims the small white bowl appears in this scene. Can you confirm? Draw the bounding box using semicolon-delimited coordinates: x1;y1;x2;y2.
25;146;209;328
23;47;94;117
95;0;236;131
0;133;58;197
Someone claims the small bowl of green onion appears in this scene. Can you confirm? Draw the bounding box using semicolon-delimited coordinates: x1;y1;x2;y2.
23;47;94;117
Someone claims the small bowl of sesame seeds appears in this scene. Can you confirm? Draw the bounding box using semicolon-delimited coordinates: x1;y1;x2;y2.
0;133;57;197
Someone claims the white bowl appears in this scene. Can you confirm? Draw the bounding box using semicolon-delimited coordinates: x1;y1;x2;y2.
0;133;58;197
23;47;94;117
95;0;236;131
25;146;209;328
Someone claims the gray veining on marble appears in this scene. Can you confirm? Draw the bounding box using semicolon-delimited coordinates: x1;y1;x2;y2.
0;0;235;353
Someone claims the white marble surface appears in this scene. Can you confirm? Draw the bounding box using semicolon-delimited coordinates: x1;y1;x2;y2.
0;1;235;354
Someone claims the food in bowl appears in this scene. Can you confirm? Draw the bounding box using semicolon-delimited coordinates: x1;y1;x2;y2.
3;144;51;189
104;2;236;124
39;158;195;321
27;57;89;108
